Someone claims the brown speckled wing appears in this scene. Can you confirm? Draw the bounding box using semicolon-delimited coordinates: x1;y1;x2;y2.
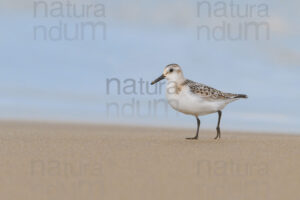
182;79;237;99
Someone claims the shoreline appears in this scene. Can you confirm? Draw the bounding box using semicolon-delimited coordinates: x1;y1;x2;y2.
0;119;298;136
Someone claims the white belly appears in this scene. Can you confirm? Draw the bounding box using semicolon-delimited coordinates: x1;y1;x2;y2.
166;87;230;116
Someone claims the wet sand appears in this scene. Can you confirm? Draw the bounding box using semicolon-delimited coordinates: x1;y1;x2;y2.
0;121;299;200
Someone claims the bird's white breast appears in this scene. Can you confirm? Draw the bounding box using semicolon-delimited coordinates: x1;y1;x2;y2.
166;84;229;116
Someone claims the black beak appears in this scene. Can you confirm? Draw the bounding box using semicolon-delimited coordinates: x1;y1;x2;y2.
151;74;165;85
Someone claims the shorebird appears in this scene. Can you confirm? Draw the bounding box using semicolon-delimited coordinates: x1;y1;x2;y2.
151;64;247;140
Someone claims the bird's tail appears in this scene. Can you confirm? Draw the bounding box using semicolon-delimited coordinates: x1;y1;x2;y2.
234;94;248;99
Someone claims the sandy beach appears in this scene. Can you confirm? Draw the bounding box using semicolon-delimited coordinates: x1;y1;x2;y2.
0;121;300;200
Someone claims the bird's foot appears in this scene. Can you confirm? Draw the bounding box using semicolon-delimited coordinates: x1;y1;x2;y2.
214;134;220;140
186;136;198;140
214;127;221;140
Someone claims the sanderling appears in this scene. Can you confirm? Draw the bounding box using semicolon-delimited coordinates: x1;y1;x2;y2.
151;64;247;140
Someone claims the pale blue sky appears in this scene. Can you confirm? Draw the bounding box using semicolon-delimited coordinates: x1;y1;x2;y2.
1;0;299;133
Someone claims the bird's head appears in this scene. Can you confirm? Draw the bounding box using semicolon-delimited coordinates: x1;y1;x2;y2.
151;64;184;85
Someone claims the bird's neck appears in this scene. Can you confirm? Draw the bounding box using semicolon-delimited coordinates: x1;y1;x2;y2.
166;77;186;88
166;77;186;95
170;77;185;85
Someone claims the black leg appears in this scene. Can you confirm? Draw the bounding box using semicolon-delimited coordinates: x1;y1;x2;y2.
186;116;200;140
214;111;222;140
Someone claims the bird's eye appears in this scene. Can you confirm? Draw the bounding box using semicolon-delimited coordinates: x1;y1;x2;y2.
169;68;174;73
